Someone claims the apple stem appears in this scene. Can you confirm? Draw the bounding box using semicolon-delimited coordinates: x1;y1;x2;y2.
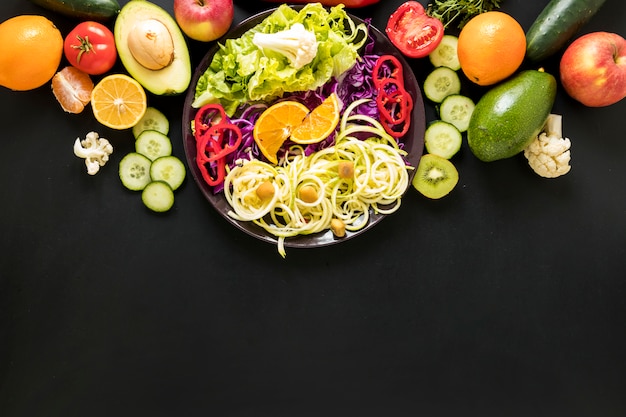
612;42;621;64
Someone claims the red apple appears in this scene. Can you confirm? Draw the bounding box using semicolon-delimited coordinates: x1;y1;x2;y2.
173;0;234;43
559;31;626;107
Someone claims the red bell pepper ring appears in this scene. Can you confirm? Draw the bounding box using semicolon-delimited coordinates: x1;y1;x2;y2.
196;137;224;187
197;145;226;186
194;104;227;139
382;114;411;139
193;103;243;187
372;54;414;139
372;55;404;90
376;78;413;126
196;123;242;163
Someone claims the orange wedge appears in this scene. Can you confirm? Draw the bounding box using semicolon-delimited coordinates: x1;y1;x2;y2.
290;93;340;145
253;100;309;164
91;74;147;130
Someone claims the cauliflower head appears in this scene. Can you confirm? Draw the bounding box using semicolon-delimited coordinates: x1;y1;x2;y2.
524;114;571;178
252;23;318;70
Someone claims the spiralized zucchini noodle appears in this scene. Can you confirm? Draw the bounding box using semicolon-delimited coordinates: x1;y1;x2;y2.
224;99;413;257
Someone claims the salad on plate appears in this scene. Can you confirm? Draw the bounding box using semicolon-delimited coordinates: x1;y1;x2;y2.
183;3;425;256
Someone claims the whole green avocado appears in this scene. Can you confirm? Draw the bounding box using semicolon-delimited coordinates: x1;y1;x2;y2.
467;70;557;162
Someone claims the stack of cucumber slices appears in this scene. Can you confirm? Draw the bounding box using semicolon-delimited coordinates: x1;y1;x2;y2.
413;35;473;200
119;107;186;212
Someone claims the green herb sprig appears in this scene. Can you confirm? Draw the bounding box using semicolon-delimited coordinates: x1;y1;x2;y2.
427;0;504;29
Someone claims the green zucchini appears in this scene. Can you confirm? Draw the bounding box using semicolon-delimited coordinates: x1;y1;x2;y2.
526;0;606;62
29;0;120;21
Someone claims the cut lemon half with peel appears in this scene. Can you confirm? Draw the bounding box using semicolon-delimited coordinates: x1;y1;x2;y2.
253;100;309;164
91;74;147;130
290;93;341;145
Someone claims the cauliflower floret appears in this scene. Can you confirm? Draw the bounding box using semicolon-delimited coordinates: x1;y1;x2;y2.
73;131;113;175
252;23;318;70
524;114;571;178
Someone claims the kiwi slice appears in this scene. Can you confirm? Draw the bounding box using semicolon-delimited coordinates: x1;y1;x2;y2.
412;154;459;199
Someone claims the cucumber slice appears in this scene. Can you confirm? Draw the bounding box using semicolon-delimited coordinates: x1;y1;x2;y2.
135;130;172;161
429;35;460;70
132;107;169;139
423;66;461;103
150;155;186;191
141;181;175;213
119;152;152;191
424;121;462;159
439;94;475;133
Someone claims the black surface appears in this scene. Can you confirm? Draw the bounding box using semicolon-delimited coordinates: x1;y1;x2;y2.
1;1;625;416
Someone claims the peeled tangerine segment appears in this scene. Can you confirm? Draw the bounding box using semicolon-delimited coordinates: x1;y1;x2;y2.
51;66;94;114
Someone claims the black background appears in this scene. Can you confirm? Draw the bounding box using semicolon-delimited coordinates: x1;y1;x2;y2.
1;1;625;416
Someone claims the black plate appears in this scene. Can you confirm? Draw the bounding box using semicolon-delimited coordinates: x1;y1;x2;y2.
182;7;426;249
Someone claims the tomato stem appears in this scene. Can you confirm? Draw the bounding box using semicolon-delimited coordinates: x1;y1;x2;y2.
71;35;94;64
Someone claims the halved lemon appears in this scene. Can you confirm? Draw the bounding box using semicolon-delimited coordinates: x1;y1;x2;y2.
91;74;147;130
253;100;309;164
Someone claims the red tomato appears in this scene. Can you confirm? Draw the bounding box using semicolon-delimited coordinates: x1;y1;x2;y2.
386;1;444;59
64;21;117;75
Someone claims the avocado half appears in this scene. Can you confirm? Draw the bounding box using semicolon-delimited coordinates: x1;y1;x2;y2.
114;0;191;95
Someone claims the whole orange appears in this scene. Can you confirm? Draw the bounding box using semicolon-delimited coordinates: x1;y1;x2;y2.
0;15;64;91
457;11;526;86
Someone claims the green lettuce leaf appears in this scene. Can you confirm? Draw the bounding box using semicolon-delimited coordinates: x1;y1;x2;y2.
192;3;367;116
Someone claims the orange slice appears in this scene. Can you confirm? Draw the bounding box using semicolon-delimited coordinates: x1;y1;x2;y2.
253;100;309;164
91;74;147;130
290;93;341;144
51;66;94;114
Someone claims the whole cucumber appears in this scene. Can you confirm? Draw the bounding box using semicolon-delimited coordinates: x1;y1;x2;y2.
526;0;606;62
29;0;120;21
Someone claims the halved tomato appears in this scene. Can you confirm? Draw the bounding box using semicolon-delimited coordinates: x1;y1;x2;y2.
386;1;444;59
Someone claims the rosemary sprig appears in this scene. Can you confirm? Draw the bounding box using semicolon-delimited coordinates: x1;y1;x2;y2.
427;0;504;29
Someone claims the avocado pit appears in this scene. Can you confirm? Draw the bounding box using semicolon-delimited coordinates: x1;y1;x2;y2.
127;19;174;70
